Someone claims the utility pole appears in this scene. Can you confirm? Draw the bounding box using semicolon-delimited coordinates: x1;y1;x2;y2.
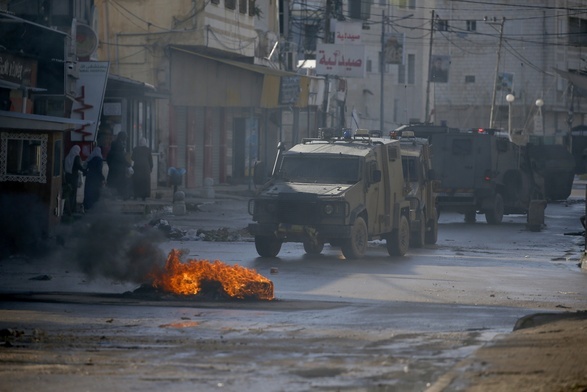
379;10;385;133
424;10;435;124
488;17;506;129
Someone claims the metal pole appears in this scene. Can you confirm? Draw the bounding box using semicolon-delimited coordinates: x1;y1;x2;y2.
380;10;385;133
424;10;435;124
489;17;505;129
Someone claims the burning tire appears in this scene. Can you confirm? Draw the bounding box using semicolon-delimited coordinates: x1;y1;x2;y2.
341;216;367;259
387;215;410;256
254;236;282;257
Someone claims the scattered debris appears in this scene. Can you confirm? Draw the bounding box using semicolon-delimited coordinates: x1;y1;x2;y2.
29;274;52;281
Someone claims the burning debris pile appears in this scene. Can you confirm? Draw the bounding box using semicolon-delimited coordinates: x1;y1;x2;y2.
146;219;249;242
147;249;274;300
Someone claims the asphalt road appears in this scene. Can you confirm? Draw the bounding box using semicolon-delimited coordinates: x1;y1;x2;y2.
0;195;585;391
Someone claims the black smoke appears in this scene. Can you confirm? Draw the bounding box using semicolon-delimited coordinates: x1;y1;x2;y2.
71;211;166;284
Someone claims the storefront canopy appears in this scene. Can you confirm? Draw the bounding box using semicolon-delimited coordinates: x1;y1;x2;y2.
0;110;93;132
170;47;310;109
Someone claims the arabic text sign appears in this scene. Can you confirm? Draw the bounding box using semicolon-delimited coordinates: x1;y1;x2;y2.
70;62;109;142
316;44;365;78
334;21;362;45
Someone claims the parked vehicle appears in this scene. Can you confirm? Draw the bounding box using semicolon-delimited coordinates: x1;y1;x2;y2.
392;125;550;228
248;129;433;258
397;132;438;246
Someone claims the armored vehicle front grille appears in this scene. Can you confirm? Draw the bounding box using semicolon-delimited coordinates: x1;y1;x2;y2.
277;201;320;224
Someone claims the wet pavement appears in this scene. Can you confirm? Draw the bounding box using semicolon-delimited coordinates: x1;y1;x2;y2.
0;180;586;391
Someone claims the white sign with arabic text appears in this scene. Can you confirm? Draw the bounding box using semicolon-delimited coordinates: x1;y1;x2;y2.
316;44;365;78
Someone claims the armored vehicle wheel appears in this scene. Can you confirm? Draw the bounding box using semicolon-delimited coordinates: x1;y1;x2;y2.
410;219;425;248
387;215;410;256
303;240;324;255
485;193;504;224
254;236;282;257
425;218;438;245
464;210;477;223
341;217;368;259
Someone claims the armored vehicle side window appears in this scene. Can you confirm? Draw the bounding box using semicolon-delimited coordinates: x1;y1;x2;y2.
402;156;419;181
279;155;360;184
451;139;472;156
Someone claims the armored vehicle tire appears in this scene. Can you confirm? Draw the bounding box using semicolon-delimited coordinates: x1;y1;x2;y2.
464;211;476;223
387;215;410;256
410;219;425;248
341;217;368;259
303;240;324;255
254;236;282;257
485;193;504;224
425;218;438;245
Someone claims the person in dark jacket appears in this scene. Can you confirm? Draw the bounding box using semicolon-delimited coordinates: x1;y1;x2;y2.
131;137;153;200
63;145;86;216
83;147;105;211
106;131;131;199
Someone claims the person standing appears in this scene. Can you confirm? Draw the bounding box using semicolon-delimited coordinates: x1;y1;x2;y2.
63;145;85;216
131;137;153;201
106;131;131;199
83;147;105;211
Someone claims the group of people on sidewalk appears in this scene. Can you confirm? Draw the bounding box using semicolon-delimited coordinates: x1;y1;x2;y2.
62;131;153;217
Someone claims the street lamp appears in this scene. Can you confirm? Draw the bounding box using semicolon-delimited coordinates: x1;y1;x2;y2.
535;98;544;137
506;93;515;140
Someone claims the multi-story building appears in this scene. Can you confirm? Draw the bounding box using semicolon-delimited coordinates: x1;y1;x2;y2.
94;0;319;188
291;0;587;144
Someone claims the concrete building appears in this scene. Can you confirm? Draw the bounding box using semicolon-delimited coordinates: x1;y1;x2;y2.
94;0;319;189
290;0;587;144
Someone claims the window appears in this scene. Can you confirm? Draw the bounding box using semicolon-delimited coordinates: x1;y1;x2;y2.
225;0;236;10
466;20;476;31
407;54;415;84
239;0;247;14
248;0;256;16
367;59;372;73
568;17;587;46
436;19;449;32
465;75;475;83
304;23;319;52
348;0;371;21
0;132;48;183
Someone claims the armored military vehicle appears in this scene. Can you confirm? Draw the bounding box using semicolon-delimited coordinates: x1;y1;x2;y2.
398;132;438;246
248;130;418;259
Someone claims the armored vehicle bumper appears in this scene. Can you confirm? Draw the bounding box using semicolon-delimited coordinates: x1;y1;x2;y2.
248;222;352;241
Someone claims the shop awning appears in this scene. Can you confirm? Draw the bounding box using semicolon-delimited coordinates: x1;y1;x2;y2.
170;46;310;109
0;110;93;132
106;74;168;99
554;68;587;96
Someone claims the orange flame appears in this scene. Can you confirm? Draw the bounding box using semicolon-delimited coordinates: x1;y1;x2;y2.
150;249;274;300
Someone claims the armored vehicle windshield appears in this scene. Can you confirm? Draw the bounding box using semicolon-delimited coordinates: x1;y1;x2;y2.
277;155;361;184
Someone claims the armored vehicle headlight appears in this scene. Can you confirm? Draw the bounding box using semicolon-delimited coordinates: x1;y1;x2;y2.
323;204;335;215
